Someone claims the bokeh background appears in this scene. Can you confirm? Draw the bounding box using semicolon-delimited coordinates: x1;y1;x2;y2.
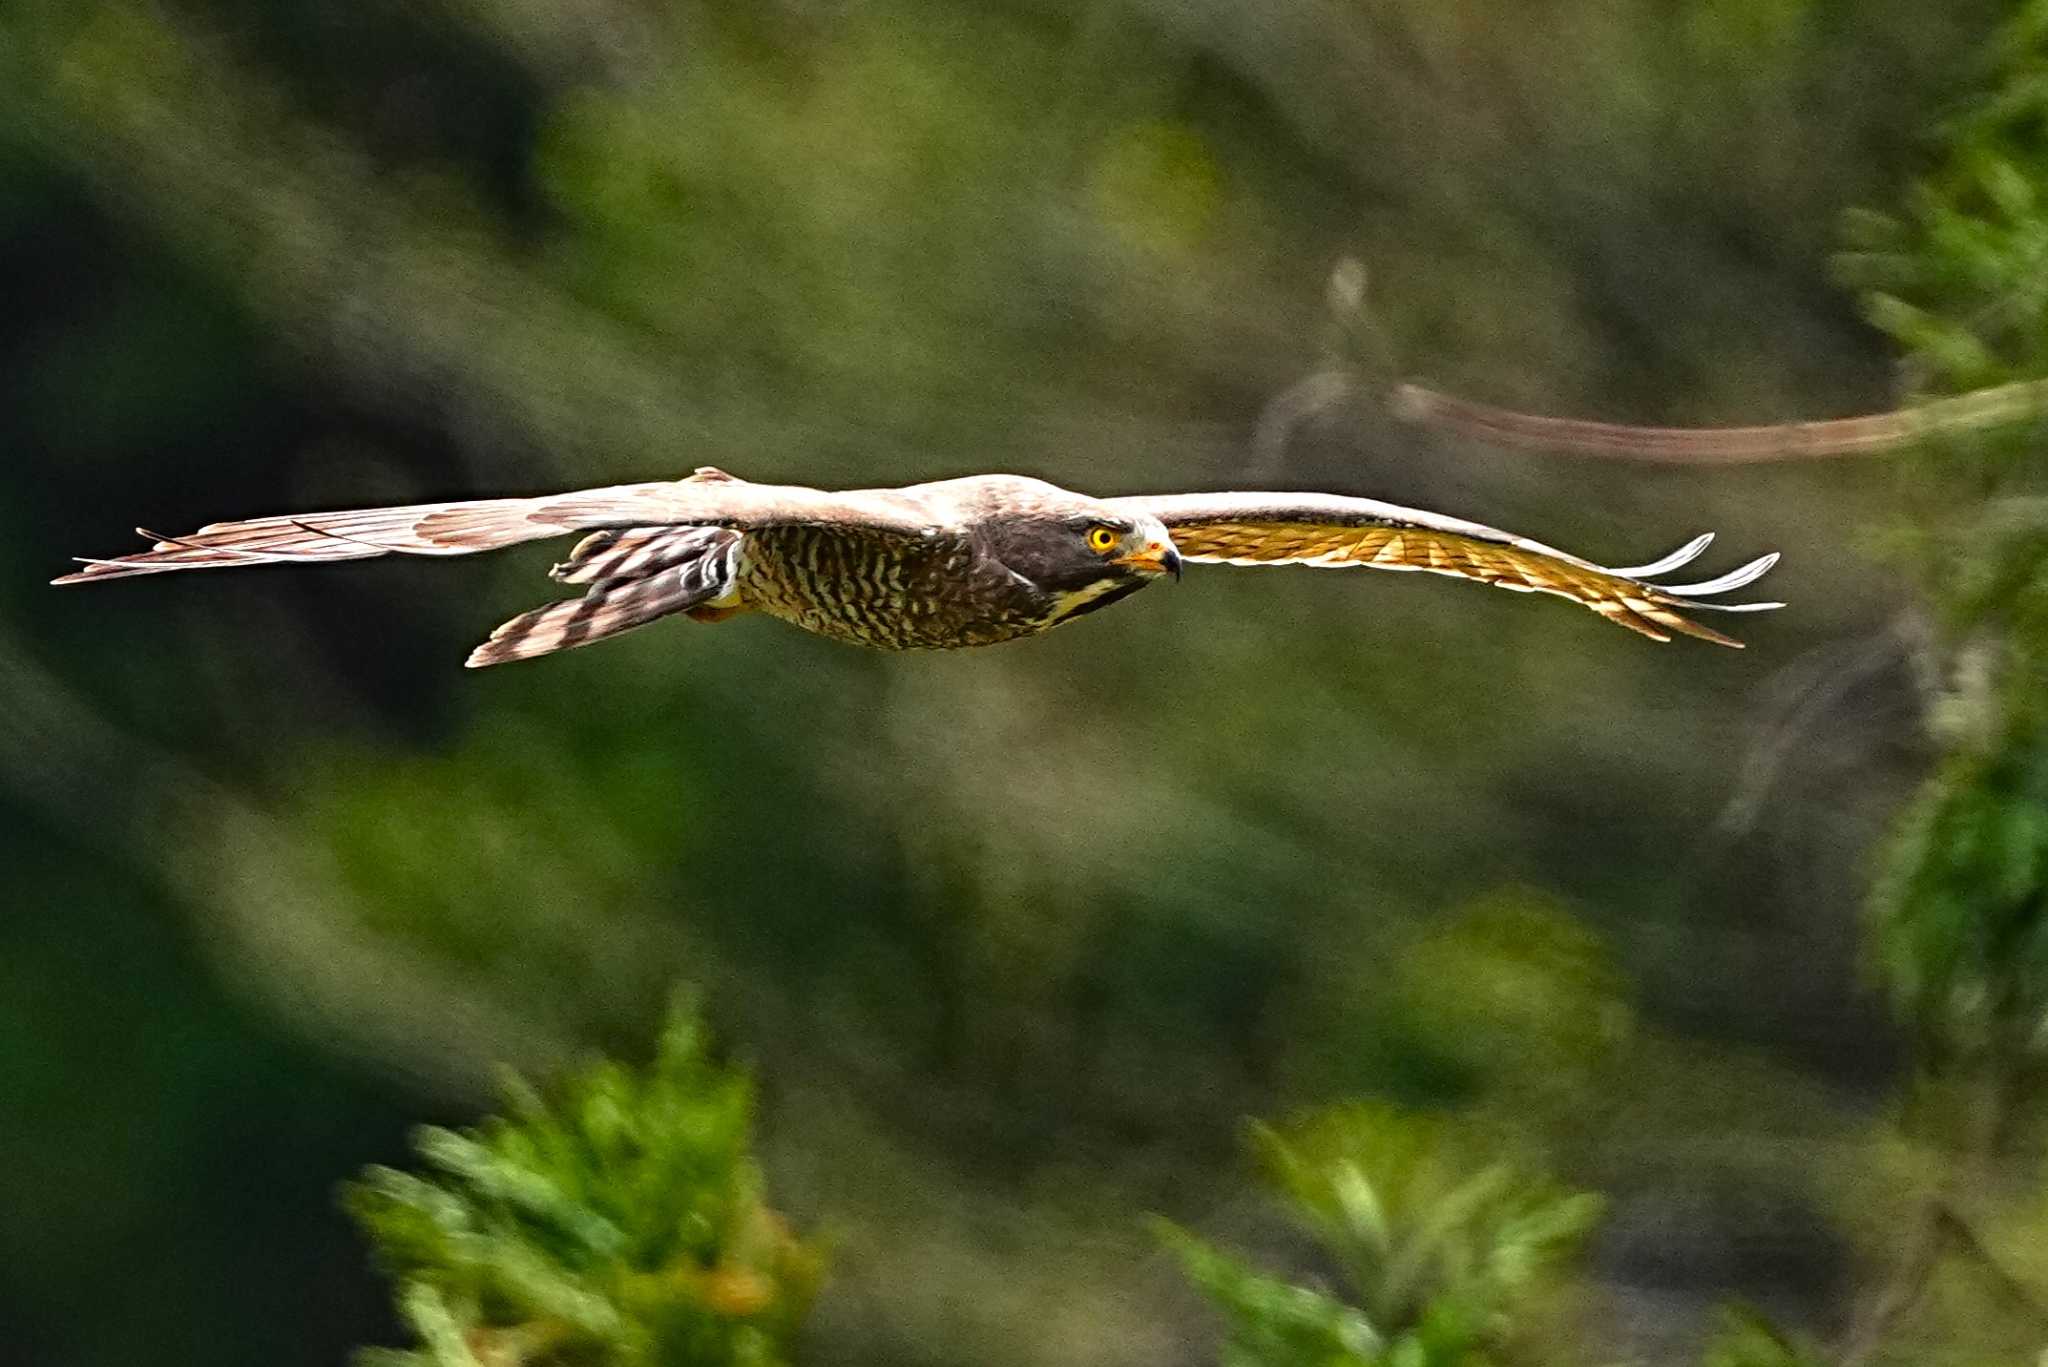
0;2;2025;1364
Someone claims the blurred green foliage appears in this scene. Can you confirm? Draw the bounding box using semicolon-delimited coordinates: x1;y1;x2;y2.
1839;0;2048;1098
1158;1105;1601;1367
1700;1308;1829;1367
1872;723;2048;1065
348;999;820;1366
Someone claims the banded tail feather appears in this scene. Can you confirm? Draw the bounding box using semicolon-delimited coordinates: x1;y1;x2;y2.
551;524;740;587
468;529;742;667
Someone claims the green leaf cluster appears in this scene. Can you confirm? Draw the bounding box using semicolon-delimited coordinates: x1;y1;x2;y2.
345;1001;821;1367
1157;1104;1602;1367
1835;0;2048;1063
1835;5;2048;396
1834;5;2048;635
1872;720;2048;1061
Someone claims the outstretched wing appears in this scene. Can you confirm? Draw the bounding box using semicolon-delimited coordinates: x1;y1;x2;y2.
52;468;936;585
1104;491;1781;646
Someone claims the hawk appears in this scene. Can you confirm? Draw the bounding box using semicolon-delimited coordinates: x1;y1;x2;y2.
55;467;1781;665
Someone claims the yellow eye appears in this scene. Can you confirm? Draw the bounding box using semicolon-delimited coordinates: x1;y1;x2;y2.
1086;525;1120;554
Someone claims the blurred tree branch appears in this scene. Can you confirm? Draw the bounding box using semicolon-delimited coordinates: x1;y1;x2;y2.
1935;1203;2048;1331
1386;375;2048;464
1283;254;2048;466
1838;1196;2048;1367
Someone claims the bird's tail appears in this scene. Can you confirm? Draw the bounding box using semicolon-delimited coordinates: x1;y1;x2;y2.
466;527;744;667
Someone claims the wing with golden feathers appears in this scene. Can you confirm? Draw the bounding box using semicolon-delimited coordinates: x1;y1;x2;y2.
52;468;938;585
1104;492;1782;646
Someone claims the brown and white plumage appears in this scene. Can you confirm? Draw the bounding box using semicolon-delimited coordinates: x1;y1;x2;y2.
55;467;1782;663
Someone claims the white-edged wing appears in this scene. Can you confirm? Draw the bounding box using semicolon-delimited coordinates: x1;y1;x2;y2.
1106;491;1781;646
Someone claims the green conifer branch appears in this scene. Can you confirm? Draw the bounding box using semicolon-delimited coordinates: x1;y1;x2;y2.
345;999;823;1367
1157;1103;1602;1367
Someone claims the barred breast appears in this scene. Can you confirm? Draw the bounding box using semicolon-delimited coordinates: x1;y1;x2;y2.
737;524;1055;649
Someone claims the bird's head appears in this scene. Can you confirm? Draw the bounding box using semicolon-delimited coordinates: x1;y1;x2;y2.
984;505;1182;623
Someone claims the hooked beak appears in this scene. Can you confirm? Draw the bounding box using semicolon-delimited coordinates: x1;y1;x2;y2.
1115;541;1183;581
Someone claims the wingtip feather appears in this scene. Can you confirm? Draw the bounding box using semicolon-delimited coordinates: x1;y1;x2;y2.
1610;532;1714;579
1655;550;1781;597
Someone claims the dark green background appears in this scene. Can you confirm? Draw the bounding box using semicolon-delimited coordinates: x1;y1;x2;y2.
0;2;2008;1363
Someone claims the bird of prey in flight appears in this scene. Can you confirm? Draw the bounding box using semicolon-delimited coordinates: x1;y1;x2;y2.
56;467;1781;666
